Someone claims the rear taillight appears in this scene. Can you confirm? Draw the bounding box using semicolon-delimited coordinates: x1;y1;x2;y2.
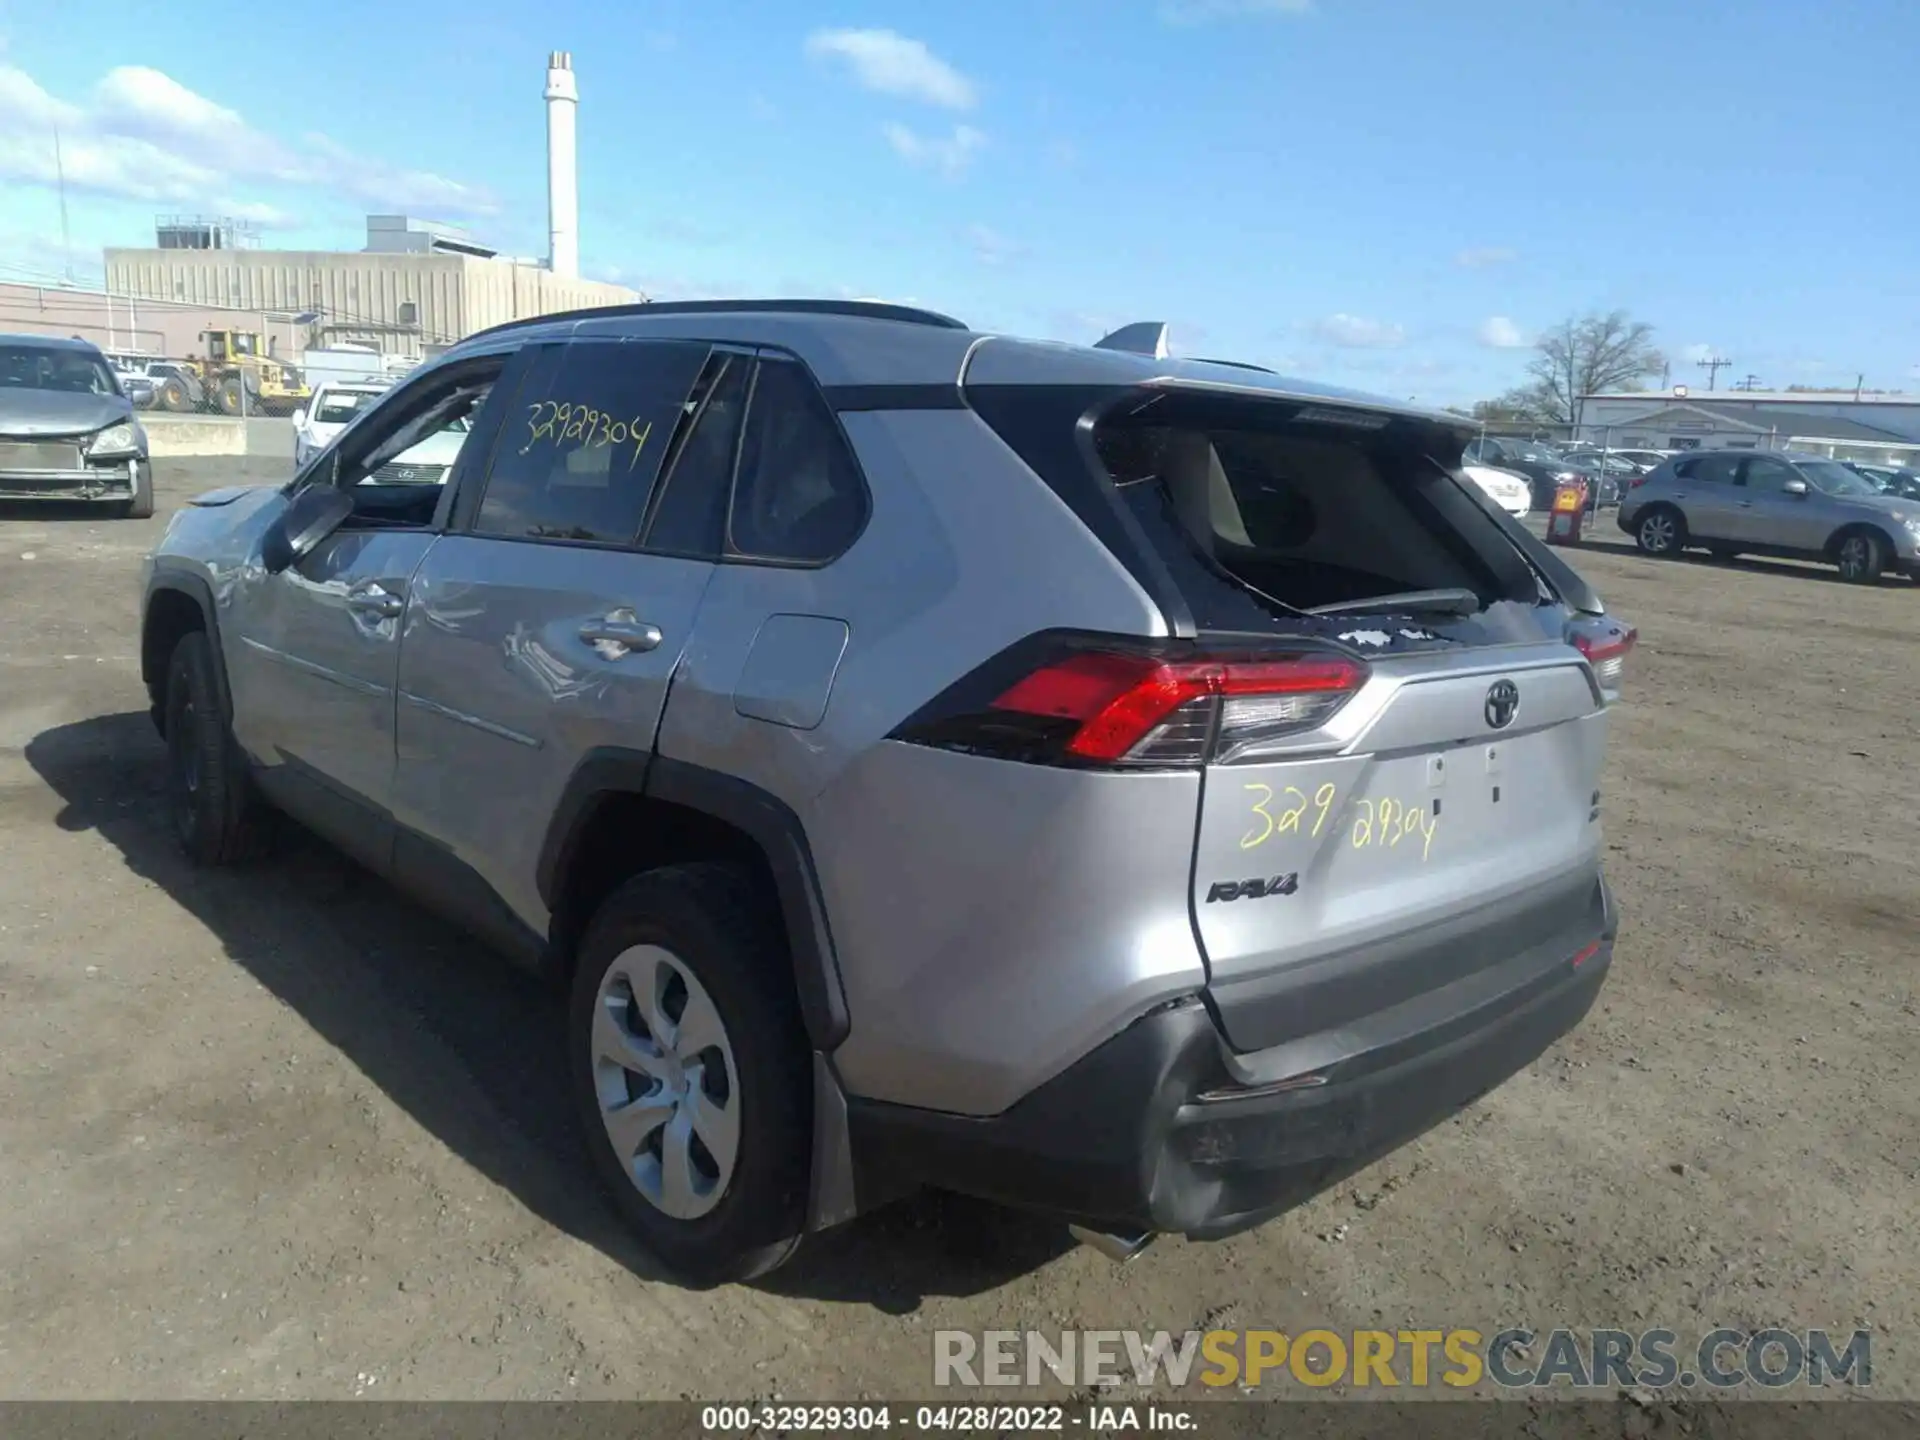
893;640;1369;769
1628;473;1649;488
1572;625;1637;695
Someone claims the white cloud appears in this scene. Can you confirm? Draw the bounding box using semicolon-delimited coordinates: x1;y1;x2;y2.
1160;0;1312;22
966;223;1022;265
1308;313;1405;349
883;122;985;178
1478;316;1528;349
1455;246;1518;268
0;62;496;220
1683;342;1717;363
806;29;977;109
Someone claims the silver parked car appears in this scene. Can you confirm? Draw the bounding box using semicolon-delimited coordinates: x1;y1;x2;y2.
139;300;1632;1283
0;333;155;516
1618;448;1920;584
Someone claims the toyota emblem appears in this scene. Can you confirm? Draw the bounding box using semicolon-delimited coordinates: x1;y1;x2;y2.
1484;679;1520;730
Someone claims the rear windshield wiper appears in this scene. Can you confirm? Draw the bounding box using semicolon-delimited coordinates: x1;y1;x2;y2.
1306;587;1481;618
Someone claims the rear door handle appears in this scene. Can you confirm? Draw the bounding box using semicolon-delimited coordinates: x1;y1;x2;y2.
346;584;404;619
580;608;663;658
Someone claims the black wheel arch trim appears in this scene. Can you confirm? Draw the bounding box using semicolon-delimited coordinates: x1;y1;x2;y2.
536;749;852;1051
142;570;232;725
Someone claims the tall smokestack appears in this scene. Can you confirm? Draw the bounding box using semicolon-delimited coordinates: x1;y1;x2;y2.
544;51;579;279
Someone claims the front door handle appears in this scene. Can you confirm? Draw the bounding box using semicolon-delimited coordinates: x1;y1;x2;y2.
580;608;663;658
346;584;404;619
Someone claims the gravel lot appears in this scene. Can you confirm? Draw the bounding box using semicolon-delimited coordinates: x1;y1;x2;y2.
1;462;1915;1403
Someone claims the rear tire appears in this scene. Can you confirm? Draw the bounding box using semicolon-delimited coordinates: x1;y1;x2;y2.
159;378;192;412
1835;530;1887;585
1634;506;1685;557
569;863;812;1286
216;379;244;416
164;631;272;866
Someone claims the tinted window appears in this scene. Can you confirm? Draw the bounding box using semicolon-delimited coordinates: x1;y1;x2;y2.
475;340;705;545
642;350;751;558
1673;454;1740;485
727;358;868;563
1741;457;1799;494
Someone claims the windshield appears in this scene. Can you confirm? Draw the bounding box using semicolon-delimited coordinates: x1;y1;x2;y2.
315;391;383;424
0;345;118;396
1800;460;1881;497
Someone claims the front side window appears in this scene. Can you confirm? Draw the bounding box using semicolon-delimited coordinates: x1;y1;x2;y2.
726;358;869;563
1674;454;1740;485
474;340;707;545
1740;458;1800;495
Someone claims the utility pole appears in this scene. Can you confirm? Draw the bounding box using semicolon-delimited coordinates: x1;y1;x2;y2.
53;126;74;284
1732;373;1763;392
1854;373;1865;401
1697;354;1731;390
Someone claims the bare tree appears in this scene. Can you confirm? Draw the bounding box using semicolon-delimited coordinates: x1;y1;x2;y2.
1507;311;1665;426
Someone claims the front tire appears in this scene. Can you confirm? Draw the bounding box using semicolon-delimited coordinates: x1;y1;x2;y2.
570;864;812;1285
1835;530;1886;585
164;631;271;866
121;465;155;520
1635;507;1685;557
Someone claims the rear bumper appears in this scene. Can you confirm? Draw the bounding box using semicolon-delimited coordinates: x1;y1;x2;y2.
848;897;1613;1240
0;461;144;502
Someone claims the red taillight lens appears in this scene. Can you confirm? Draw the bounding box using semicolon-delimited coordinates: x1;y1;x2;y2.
1572;625;1637;693
1628;473;1649;488
897;641;1370;768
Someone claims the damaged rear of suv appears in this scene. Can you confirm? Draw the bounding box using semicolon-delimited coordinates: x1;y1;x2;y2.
844;329;1632;1258
143;300;1629;1283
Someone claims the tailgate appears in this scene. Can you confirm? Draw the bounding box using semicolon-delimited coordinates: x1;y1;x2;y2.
1193;643;1610;1054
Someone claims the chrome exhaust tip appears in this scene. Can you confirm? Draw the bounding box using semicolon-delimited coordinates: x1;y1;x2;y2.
1068;1224;1156;1263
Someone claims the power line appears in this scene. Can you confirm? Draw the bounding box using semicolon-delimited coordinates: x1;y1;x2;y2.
1696;354;1731;390
1732;373;1763;392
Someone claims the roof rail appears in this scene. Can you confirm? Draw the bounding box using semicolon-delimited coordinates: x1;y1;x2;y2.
461;297;971;346
1093;321;1170;359
1191;357;1276;374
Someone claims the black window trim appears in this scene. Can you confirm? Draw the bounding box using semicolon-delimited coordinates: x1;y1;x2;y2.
457;335;712;555
633;343;757;562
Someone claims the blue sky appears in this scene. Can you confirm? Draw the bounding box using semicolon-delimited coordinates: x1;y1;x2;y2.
2;0;1915;406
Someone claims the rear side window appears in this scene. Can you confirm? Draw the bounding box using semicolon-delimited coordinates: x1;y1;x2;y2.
1089;393;1536;615
727;358;868;564
473;339;706;545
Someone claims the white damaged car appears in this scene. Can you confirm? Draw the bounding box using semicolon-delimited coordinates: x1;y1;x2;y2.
1464;463;1533;518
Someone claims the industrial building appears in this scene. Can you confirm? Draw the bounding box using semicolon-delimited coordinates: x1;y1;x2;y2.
102;213;637;360
1575;389;1920;466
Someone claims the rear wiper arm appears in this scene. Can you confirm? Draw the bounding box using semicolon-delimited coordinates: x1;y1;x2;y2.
1306;587;1481;618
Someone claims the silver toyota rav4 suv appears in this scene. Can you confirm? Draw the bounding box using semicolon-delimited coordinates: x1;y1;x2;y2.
1619;447;1920;583
139;300;1634;1283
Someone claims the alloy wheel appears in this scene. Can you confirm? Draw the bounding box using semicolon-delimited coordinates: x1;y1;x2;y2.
590;944;741;1220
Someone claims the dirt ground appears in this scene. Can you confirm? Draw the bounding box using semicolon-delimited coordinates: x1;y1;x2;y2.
1;461;1915;1404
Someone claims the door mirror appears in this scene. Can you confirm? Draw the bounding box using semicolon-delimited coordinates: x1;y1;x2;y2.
1783;477;1810;497
261;484;353;574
